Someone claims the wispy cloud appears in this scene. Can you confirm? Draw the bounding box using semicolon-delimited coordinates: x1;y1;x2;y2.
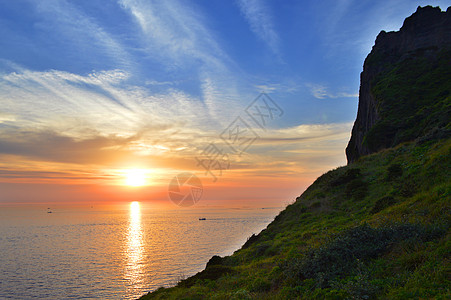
119;0;247;125
236;0;280;55
0;66;212;131
306;83;358;99
223;122;352;179
33;0;134;70
254;80;300;94
145;80;174;86
119;0;219;64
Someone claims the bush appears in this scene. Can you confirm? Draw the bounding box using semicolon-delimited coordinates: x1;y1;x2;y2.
206;255;223;267
255;242;272;256
387;163;403;181
371;196;397;214
331;168;362;187
179;265;234;288
242;234;260;249
249;277;271;292
345;178;369;200
282;223;446;288
396;178;417;197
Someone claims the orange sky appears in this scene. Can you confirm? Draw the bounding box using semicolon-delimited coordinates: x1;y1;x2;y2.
0;122;350;207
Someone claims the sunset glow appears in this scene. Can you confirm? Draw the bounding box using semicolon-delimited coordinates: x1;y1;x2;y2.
0;0;428;207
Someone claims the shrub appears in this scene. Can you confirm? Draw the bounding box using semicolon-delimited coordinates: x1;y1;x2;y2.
255;242;271;256
206;255;223;267
387;163;403;181
242;233;260;249
179;265;234;288
345;178;369;200
371;196;397;214
282;223;446;288
331;168;362;186
249;277;271;292
397;178;417;197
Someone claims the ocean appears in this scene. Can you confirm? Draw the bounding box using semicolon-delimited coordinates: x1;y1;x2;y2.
0;202;281;299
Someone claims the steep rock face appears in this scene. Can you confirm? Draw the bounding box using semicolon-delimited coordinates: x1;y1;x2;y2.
346;6;451;163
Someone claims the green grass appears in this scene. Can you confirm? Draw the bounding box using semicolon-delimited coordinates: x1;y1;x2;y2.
140;138;451;299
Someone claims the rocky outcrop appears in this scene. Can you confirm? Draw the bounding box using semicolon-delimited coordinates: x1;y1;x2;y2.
346;6;451;164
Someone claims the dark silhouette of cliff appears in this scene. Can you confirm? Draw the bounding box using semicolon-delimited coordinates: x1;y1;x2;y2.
346;6;451;163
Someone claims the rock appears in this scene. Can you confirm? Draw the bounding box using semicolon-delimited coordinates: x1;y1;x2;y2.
346;6;451;164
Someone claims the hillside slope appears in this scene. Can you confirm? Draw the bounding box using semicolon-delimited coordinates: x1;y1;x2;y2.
140;6;451;299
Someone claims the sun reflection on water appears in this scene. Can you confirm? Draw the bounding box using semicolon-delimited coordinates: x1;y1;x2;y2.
125;201;145;297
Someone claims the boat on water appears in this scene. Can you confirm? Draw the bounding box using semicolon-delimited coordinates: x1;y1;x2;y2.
199;218;206;221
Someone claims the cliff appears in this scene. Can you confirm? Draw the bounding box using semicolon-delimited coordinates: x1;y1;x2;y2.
346;6;451;163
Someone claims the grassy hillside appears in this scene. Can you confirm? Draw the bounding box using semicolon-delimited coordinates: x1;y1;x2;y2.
140;137;450;299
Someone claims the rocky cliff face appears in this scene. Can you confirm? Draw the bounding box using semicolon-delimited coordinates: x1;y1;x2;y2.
346;6;451;163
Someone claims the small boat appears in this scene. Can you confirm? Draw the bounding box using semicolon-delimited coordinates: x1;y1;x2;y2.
199;218;206;221
47;211;52;213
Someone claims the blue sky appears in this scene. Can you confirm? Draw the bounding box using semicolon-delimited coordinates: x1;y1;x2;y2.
0;0;449;204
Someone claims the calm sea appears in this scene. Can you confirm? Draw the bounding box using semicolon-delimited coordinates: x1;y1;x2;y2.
0;202;281;299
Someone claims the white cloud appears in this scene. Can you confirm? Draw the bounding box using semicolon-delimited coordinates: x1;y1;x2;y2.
119;0;247;126
0;66;212;140
306;83;358;99
145;80;174;86
119;0;228;68
224;122;352;176
254;84;278;93
0;112;16;124
236;0;280;55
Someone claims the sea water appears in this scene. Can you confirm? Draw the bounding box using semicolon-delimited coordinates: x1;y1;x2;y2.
0;203;281;299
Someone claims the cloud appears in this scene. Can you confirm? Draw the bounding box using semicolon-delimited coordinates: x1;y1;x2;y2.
119;0;228;68
0;111;352;185
119;0;247;125
145;80;175;86
306;83;358;99
0;129;133;164
33;0;134;70
236;0;280;55
0;112;16;123
0;66;215;135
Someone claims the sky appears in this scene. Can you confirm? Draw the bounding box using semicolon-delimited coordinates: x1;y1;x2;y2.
0;0;448;207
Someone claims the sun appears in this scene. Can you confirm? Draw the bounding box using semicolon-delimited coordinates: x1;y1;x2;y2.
124;169;147;187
